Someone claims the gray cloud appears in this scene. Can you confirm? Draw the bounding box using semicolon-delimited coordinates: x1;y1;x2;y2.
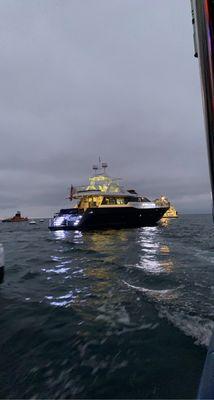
0;0;211;217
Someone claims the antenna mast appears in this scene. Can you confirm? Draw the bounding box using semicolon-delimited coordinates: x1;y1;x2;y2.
92;164;98;175
102;162;108;174
92;158;108;175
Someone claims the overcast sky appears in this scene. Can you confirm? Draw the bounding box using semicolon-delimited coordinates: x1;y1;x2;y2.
0;0;211;217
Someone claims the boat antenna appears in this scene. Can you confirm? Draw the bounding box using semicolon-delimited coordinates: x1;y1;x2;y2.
92;164;98;175
98;156;101;168
102;162;108;174
93;157;108;174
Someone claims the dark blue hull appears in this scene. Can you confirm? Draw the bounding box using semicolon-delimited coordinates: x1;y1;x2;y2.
49;206;168;230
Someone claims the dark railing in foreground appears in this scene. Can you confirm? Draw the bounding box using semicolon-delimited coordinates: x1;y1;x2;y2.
0;243;4;284
191;1;214;398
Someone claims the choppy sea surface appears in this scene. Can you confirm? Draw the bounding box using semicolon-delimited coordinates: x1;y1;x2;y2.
0;214;214;398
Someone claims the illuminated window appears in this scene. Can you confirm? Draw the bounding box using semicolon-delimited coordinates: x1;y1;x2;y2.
116;198;125;205
102;197;116;205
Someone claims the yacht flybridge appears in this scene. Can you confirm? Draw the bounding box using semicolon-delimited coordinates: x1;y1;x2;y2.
49;162;169;230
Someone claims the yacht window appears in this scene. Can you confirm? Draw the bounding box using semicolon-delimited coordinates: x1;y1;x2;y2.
102;197;108;205
141;197;151;202
116;198;125;205
90;201;97;207
102;197;116;205
109;197;116;205
124;196;139;203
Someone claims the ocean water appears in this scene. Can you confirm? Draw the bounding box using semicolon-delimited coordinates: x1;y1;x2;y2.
0;214;213;399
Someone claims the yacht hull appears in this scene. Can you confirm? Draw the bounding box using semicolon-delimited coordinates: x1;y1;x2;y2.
49;206;168;231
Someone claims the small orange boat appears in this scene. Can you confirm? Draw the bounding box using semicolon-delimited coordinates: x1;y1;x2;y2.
2;211;28;223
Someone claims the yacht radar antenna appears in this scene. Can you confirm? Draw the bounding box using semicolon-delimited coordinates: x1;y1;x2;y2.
102;162;108;174
92;164;98;175
98;156;101;169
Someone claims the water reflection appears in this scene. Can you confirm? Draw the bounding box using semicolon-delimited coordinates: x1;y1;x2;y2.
136;227;174;274
43;230;125;310
53;230;67;240
45;290;77;307
53;230;83;243
82;231;121;294
88;229;129;250
159;218;170;227
44;227;174;313
160;245;170;254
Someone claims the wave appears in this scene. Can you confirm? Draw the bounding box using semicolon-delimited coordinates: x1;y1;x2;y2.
123;281;214;347
123;281;181;301
159;308;214;347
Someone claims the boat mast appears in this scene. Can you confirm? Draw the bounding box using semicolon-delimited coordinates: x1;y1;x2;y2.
92;158;108;175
